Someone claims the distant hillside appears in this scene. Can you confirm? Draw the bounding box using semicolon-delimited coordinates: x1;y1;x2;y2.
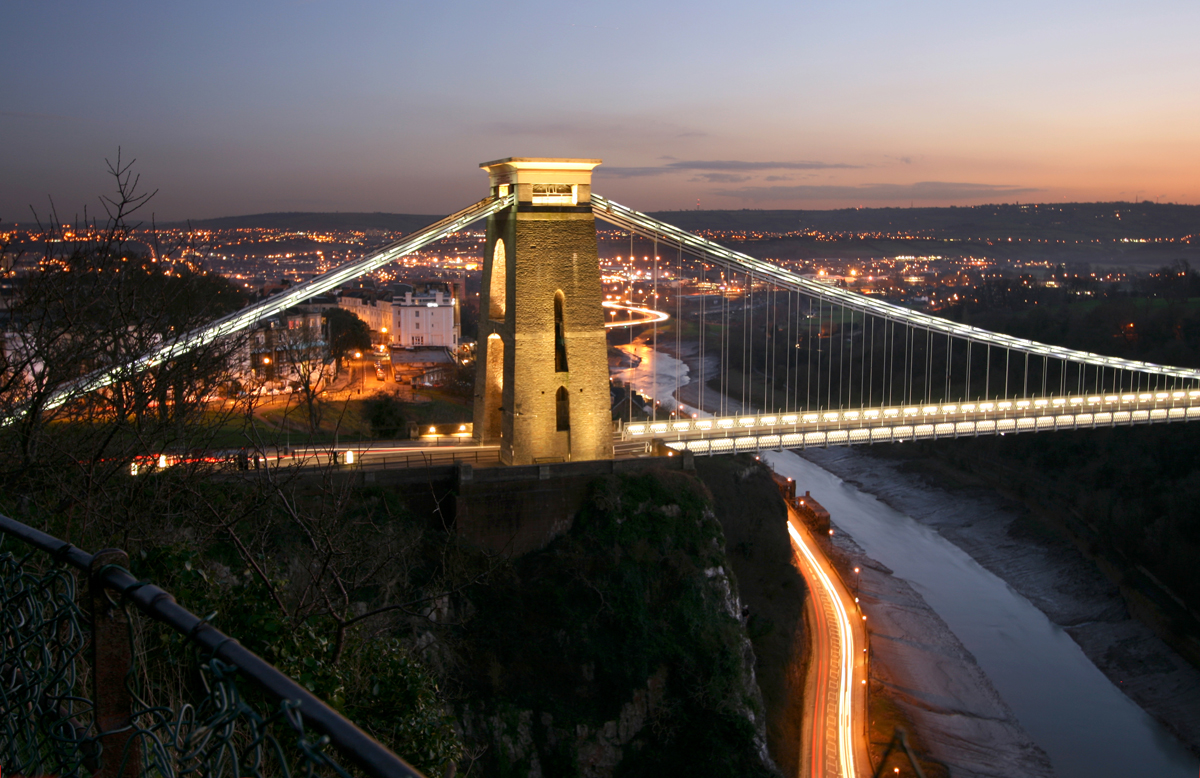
639;202;1200;268
646;202;1200;241
173;212;443;233
179;202;1199;242
172;203;1199;268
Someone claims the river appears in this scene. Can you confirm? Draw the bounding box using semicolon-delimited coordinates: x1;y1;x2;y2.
612;341;1199;777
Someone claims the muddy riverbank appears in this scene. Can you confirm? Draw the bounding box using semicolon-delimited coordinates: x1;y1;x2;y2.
647;335;1200;775
801;445;1200;761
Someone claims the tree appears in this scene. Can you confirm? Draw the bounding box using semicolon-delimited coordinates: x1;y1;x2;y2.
270;315;334;434
324;307;372;374
363;391;408;438
0;151;252;541
0;155;482;775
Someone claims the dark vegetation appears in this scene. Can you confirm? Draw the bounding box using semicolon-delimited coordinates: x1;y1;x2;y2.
455;469;775;777
324;306;373;370
363;391;409;438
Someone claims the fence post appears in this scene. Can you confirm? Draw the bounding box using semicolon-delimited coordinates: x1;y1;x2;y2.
90;548;141;778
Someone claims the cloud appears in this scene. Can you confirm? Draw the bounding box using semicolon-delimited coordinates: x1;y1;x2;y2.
711;181;1041;202
596;166;675;178
692;173;752;183
483;120;708;144
674;160;856;172
764;175;792;182
597;159;859;178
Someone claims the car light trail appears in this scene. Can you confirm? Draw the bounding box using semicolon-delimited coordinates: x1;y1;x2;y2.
788;519;858;778
601;300;670;328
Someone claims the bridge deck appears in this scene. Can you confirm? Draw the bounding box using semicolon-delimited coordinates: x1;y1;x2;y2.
622;389;1200;454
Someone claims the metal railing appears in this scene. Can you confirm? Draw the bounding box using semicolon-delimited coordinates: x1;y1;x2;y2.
0;512;426;778
358;449;500;470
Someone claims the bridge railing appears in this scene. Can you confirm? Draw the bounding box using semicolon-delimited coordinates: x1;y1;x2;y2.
0;512;425;778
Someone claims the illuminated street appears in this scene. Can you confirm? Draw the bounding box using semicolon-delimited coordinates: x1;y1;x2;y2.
786;504;867;778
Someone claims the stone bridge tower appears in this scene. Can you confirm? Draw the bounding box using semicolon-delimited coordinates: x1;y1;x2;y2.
474;158;613;465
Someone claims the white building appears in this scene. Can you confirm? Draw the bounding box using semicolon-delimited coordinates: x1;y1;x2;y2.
392;282;459;348
337;281;459;349
336;292;391;335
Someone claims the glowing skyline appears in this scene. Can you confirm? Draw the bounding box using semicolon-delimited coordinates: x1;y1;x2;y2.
2;0;1198;221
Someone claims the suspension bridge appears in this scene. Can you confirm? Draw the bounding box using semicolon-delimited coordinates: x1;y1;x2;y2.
30;157;1200;468
13;157;1200;778
25;157;1199;464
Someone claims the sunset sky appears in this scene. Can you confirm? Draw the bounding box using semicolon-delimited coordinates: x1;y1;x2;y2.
3;0;1198;221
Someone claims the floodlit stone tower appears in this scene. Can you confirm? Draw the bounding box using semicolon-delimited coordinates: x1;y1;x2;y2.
474;158;613;465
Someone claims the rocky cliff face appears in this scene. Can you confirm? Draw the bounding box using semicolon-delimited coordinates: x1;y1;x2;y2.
451;469;779;778
693;456;810;777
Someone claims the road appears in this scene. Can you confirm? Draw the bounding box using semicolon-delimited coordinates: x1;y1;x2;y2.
219;442;500;472
786;503;868;777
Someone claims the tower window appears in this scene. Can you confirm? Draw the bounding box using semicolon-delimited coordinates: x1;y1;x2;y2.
489;240;507;320
532;184;577;206
556;386;570;431
554;292;568;373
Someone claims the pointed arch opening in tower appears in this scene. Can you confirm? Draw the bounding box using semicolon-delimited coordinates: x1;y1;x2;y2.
489;239;507;321
484;333;505;439
556;386;570;432
554;291;569;373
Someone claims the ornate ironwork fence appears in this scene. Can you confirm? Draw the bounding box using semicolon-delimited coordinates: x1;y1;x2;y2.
0;512;425;778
